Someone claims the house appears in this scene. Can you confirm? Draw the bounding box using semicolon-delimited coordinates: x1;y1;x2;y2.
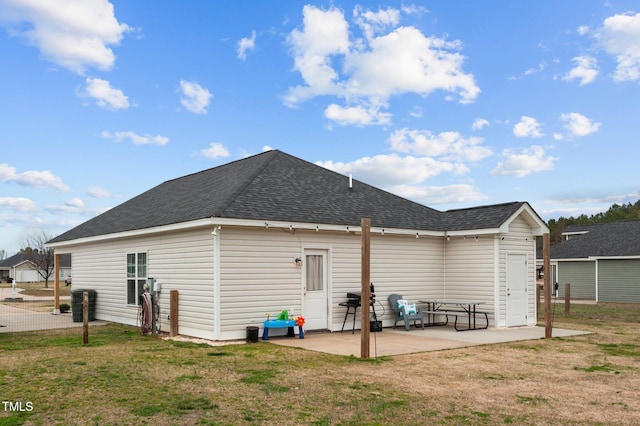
47;150;548;340
537;220;640;303
0;253;71;284
0;253;39;283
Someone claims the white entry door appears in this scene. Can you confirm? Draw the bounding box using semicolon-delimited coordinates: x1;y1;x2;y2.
303;250;328;330
506;254;528;326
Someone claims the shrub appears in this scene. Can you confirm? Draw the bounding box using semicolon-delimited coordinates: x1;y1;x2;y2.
60;303;70;313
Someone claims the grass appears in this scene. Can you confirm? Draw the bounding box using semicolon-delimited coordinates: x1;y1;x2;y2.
0;303;639;425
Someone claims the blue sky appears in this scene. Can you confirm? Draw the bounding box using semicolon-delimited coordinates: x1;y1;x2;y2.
1;1;639;255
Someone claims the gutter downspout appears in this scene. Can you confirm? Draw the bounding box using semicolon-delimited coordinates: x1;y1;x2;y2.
443;233;447;299
494;236;501;327
213;225;221;340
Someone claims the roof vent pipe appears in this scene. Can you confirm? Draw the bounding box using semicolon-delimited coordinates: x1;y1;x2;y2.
349;174;353;190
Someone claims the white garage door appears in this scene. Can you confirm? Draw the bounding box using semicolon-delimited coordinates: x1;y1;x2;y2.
17;270;39;282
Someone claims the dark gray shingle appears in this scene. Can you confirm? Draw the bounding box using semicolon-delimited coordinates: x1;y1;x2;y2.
549;220;640;258
48;150;534;244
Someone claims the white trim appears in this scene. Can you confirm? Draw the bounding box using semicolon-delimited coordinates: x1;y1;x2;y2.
493;236;501;326
47;218;217;248
213;225;221;340
47;216;531;250
589;255;640;260
553;258;596;262
499;203;549;236
594;258;599;303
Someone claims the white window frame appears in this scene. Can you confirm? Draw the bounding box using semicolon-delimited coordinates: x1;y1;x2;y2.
126;252;148;305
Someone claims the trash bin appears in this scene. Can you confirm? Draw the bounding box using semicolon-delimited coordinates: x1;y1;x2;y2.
71;289;97;322
246;326;259;343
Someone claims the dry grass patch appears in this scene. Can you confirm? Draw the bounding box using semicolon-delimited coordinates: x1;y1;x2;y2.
0;303;639;425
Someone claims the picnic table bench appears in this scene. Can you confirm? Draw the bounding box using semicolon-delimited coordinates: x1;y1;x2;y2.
419;300;489;331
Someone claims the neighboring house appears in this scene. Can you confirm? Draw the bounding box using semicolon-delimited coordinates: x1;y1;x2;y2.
537;221;640;302
0;253;38;283
0;253;70;283
47;150;548;340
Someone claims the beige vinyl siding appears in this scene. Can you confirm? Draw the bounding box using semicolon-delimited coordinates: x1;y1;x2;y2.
442;215;537;328
369;234;444;327
218;227;444;339
64;227;216;339
557;261;596;299
498;216;537;326
445;237;494;300
218;226;302;340
598;259;640;303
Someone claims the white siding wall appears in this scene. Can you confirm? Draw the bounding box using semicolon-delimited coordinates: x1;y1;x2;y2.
63;215;538;340
218;227;444;340
443;215;537;328
67;227;216;339
444;237;494;301
498;216;537;327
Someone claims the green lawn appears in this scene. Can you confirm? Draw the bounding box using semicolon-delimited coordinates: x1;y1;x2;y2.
0;303;639;425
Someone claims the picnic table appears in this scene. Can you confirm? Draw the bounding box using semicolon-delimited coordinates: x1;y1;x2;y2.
418;300;489;331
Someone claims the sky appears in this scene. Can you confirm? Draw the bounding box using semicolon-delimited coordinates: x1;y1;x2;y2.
1;1;639;255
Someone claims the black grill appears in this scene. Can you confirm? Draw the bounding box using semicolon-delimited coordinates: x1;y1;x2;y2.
340;284;380;333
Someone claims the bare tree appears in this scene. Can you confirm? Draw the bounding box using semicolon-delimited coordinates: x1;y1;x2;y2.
22;231;55;289
0;249;6;261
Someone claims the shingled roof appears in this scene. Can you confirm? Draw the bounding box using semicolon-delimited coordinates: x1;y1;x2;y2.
48;150;534;244
548;220;640;258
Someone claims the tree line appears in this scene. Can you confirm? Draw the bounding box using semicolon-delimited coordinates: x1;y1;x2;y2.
547;200;640;244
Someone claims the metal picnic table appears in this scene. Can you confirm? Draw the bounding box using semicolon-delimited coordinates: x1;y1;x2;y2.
418;299;489;331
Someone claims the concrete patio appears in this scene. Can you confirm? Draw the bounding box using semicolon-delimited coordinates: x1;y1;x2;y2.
268;325;590;356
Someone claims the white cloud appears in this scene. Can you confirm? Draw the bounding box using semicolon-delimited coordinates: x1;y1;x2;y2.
491;146;556;177
390;183;486;205
0;163;69;191
45;199;108;216
353;5;400;41
388;128;492;163
79;77;129;110
513;116;544;138
101;131;169;145
0;197;36;212
179;80;212;114
65;197;84;208
200;143;230;159
595;12;640;81
237;30;256;60
285;5;350;104
408;106;423;118
0;0;130;74
324;103;391;126
317;153;465;188
562;56;598;85
87;186;112;198
560;112;601;137
471;118;490;130
284;5;479;125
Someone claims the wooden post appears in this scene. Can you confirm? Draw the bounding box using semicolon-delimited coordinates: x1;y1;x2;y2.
543;233;552;338
83;291;89;344
170;290;179;337
360;218;371;359
565;283;571;316
54;253;61;314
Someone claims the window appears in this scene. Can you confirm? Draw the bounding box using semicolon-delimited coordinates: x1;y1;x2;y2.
305;254;323;292
127;252;147;305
